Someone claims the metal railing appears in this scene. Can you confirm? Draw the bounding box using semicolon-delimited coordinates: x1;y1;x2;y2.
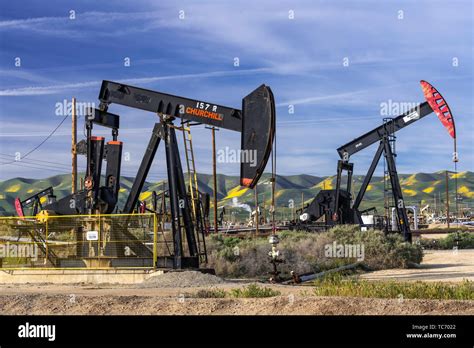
0;213;162;270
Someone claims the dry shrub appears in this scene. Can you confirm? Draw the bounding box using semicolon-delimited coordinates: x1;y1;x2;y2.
206;226;423;278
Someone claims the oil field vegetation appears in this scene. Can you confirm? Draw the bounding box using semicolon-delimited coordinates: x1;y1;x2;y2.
313;273;473;300
187;284;281;298
419;231;474;250
206;225;423;279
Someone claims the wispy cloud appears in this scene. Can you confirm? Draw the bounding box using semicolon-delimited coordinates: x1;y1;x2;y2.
0;67;271;96
0;11;168;38
0;0;471;179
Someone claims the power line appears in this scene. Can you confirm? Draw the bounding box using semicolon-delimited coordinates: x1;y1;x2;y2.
0;152;164;174
0;161;72;173
0;115;69;165
0;154;165;181
0;153;78;171
0;153;169;179
0;155;169;182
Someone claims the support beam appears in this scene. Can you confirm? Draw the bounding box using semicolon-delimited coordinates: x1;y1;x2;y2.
352;142;385;211
383;139;411;242
165;124;182;269
123;123;162;214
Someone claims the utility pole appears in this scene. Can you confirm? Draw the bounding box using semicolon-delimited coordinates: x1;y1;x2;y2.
71;97;77;194
445;170;450;228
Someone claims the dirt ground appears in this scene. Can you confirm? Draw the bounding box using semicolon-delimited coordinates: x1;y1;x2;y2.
0;250;473;315
1;289;473;315
359;249;474;282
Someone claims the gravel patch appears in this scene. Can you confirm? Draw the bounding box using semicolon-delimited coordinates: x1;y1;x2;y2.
140;271;224;288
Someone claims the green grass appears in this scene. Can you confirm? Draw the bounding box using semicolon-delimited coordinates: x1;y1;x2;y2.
230;284;281;298
313;273;473;300
189;284;281;299
190;288;227;298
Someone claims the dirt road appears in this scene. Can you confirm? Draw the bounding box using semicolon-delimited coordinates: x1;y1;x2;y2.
0;250;473;315
0;290;474;315
359;250;474;283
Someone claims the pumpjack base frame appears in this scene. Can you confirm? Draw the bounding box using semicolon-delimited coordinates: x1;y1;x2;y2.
56;256;200;269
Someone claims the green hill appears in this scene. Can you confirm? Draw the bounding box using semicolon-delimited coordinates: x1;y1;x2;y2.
0;171;472;217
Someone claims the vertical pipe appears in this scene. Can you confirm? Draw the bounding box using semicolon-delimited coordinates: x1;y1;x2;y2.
98;215;101;259
45;219;49;264
71;97;77;194
446;170;450;229
211;127;218;234
161;182;166;215
453;139;459;222
270;125;276;235
153;213;157;268
254;185;259;236
86;123;92;178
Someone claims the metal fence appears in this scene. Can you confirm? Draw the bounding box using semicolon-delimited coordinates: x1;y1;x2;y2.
0;213;164;269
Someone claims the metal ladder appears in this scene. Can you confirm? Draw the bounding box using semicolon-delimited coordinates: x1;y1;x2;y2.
13;221;59;267
181;121;208;263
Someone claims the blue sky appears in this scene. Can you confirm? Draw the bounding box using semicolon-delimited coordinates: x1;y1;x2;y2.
0;0;472;181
